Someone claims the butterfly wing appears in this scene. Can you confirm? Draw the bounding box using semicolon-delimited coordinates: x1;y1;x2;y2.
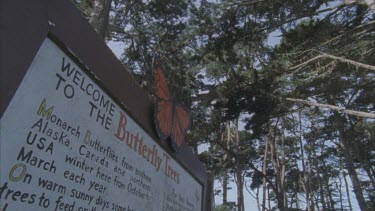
153;63;173;141
155;99;173;141
170;105;191;150
154;66;170;100
153;62;191;150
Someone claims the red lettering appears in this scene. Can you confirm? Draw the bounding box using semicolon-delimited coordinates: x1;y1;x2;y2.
114;112;127;141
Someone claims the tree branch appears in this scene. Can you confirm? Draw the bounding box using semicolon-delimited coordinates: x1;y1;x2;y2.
318;20;375;48
320;52;375;71
286;98;375;119
289;51;375;71
345;0;375;12
255;2;353;33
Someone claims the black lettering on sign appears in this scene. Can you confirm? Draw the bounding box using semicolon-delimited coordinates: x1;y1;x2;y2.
95;167;111;183
88;180;107;194
56;73;75;99
111;202;126;211
65;154;94;173
113;176;126;190
0;182;37;205
38;193;50;208
16;147;56;173
70;189;94;205
38;177;67;194
78;145;109;167
88;101;112;130
63;170;86;186
60;57;116;115
54;196;76;211
26;131;54;155
35;99;81;139
31;118;70;148
95;196;110;210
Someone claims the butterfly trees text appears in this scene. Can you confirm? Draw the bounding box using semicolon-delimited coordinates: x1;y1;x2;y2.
114;111;181;184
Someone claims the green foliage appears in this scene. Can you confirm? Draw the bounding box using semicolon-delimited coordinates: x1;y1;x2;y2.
79;0;375;210
214;204;236;211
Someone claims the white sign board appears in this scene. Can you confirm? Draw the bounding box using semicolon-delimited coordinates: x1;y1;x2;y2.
0;38;202;211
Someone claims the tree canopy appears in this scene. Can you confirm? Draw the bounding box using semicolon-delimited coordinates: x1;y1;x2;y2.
75;0;375;210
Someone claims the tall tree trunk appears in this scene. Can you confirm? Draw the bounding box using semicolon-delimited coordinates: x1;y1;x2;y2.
321;142;335;210
340;155;353;211
311;139;327;210
293;158;301;210
89;0;112;39
307;141;315;210
234;119;244;211
352;143;375;191
256;187;262;211
298;112;311;211
281;134;287;210
267;119;288;211
262;135;269;211
338;176;344;211
267;186;271;211
323;164;335;210
269;125;286;211
343;171;353;211
223;171;228;206
222;123;231;206
206;171;215;210
235;171;244;211
337;119;369;211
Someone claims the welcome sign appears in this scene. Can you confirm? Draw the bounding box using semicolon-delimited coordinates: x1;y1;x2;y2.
0;38;203;210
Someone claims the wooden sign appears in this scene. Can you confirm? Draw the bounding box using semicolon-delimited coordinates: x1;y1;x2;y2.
0;0;209;210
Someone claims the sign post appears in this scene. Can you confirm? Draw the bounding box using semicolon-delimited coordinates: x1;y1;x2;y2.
0;0;208;210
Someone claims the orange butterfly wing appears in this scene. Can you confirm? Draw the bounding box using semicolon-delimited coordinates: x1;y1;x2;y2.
155;100;173;140
154;65;173;141
171;106;191;148
154;66;170;100
153;62;191;151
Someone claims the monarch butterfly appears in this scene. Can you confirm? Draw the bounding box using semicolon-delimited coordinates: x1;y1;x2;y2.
153;62;191;152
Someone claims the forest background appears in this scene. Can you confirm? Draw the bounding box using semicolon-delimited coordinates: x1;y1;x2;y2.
71;0;374;210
